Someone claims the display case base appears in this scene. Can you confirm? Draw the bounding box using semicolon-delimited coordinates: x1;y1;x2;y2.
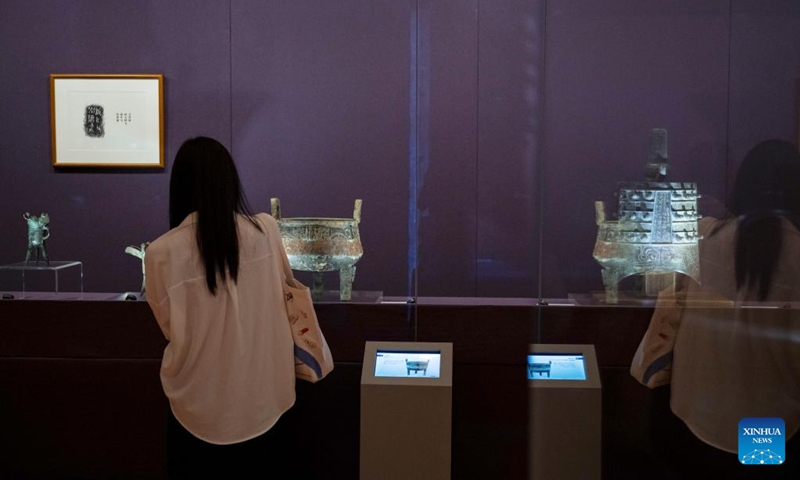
313;290;383;304
570;291;734;307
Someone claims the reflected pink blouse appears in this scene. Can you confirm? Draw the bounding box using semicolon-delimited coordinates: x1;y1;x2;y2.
671;217;800;452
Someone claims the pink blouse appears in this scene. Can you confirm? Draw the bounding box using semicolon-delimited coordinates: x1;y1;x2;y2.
145;213;295;444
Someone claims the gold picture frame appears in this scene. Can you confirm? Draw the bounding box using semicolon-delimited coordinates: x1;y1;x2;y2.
50;74;164;167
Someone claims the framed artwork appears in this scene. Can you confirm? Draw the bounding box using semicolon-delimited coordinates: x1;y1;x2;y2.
50;74;164;167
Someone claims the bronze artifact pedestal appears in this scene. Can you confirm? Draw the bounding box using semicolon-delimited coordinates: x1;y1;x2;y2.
271;198;363;301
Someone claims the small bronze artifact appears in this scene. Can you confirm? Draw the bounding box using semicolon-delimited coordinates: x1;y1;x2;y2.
271;198;363;301
528;361;552;378
592;129;701;303
24;212;50;265
406;359;429;376
125;242;149;294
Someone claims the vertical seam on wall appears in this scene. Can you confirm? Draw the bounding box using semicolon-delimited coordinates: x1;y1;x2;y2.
475;0;480;297
537;0;549;339
724;0;732;203
229;0;234;153
413;0;419;340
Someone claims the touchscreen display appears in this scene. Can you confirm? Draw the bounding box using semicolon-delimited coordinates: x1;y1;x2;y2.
375;350;441;378
527;354;586;380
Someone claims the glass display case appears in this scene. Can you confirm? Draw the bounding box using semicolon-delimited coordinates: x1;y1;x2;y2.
2;2;800;478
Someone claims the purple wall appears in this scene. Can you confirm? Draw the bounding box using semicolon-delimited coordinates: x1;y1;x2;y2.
1;1;799;298
416;0;544;297
541;1;731;297
728;2;800;182
541;0;800;297
230;1;414;296
0;0;231;294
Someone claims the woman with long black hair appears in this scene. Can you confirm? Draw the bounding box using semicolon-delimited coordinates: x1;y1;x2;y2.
145;137;295;477
668;139;800;464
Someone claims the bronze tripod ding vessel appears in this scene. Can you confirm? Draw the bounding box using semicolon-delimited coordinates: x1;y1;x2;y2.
271;198;363;301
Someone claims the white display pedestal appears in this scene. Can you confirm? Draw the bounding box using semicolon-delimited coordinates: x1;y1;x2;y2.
360;341;453;480
528;344;602;480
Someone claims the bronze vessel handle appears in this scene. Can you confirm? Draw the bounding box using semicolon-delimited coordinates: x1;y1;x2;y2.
354;199;362;224
270;198;281;220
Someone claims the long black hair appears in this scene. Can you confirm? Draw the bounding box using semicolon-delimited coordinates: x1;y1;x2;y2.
729;139;800;300
169;137;261;295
